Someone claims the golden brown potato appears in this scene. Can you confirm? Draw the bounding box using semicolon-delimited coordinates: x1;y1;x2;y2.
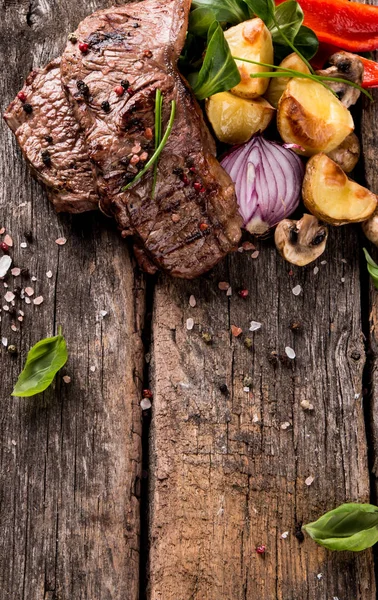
303;153;377;225
326;132;360;173
205;92;275;144
362;209;378;246
277;78;354;157
264;53;310;109
224;18;273;99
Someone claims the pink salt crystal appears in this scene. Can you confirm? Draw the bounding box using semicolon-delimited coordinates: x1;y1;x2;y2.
242;241;256;251
25;287;34;297
11;268;21;277
11;324;18;332
55;237;67;245
131;143;141;153
33;296;44;305
140;152;148;162
251;251;260;259
0;227;5;235
4;291;15;302
231;325;242;337
130;154;140;165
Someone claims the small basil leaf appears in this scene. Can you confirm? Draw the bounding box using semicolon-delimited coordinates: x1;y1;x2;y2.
191;0;251;24
243;0;275;25
273;25;319;62
303;503;378;552
193;21;241;100
269;0;303;45
12;331;68;397
189;7;218;37
364;248;378;290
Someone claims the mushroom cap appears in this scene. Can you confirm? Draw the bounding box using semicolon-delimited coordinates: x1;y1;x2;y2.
316;51;364;108
275;214;328;266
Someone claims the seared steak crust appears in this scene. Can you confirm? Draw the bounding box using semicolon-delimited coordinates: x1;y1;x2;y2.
61;0;241;278
4;59;98;213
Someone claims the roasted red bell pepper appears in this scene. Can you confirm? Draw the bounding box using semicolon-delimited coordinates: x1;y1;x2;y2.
311;42;378;88
275;0;378;52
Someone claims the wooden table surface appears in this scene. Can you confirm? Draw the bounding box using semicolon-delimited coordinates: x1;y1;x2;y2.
0;1;377;599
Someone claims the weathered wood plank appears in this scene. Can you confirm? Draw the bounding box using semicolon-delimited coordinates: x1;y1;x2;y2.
149;236;375;599
0;1;144;599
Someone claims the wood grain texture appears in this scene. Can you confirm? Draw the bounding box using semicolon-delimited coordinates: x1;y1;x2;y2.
0;1;144;599
149;83;377;600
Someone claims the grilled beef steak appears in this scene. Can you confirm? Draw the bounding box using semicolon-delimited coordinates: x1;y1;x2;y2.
4;59;98;213
61;0;242;278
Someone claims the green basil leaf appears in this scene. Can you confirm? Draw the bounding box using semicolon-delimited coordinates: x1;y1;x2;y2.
303;503;378;552
191;0;251;24
12;331;68;397
364;248;378;290
269;1;303;45
243;0;275;25
273;25;319;62
189;7;218;37
193;21;241;100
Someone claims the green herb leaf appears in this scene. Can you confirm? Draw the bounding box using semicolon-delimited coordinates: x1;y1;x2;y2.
193;21;241;100
364;248;378;289
269;0;303;45
303;503;378;552
273;25;319;61
12;328;68;397
189;7;218;37
191;0;251;25
244;0;275;25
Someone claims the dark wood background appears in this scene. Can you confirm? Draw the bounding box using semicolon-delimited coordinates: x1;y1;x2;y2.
0;0;377;598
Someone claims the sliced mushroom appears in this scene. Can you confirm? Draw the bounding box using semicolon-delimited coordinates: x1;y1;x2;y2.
275;214;328;266
326;132;360;173
316;51;364;108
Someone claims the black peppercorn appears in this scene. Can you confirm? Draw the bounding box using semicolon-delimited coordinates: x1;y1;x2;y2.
101;100;111;113
24;231;33;242
23;103;33;114
132;22;140;27
219;384;229;395
45;135;53;144
41;150;51;167
77;80;89;98
121;79;130;89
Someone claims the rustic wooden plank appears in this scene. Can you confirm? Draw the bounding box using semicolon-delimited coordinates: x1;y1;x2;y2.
0;1;144;599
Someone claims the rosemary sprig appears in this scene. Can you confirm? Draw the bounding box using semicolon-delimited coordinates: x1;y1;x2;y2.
123;98;176;192
152;89;163;198
232;56;374;101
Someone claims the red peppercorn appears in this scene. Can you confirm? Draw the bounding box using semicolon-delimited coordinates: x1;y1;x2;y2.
181;174;189;186
238;289;249;299
256;545;266;555
114;85;125;96
142;389;153;399
17;91;27;102
0;242;9;253
193;182;202;192
199;223;209;232
78;42;89;53
189;166;196;173
127;87;134;95
199;186;206;193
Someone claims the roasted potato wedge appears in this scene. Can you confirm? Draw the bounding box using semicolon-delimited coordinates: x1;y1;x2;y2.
277;78;354;157
206;92;275;144
303;153;377;225
264;53;310;109
224;18;273;99
326;132;360;173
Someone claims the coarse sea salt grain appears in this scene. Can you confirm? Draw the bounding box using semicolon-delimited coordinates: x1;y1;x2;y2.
20;242;27;249
55;237;67;246
1;337;8;347
281;531;289;539
140;398;152;410
24;297;31;304
46;270;53;278
253;414;259;423
305;476;315;486
63;375;71;384
33;296;44;305
186;318;194;330
11;324;18;332
31;276;37;282
243;386;250;393
4;291;15;303
313;266;319;275
251;250;259;259
249;321;261;332
226;287;232;297
189;295;196;307
25;287;34;297
90;366;96;372
317;573;323;581
0;255;12;278
281;422;291;430
11;267;20;277
2;305;9;311
292;285;302;296
285;346;296;359
99;310;108;318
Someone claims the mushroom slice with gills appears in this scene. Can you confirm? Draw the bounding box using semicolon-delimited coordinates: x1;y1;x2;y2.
326;132;360;173
316;51;364;108
275;214;328;266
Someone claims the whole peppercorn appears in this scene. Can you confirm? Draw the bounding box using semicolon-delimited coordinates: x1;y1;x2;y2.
78;42;89;53
193;182;202;192
77;80;89;98
0;242;9;253
45;135;53;144
244;337;253;350
21;267;30;278
121;79;130;89
199;223;209;232
68;32;77;43
17;91;27;102
24;231;33;242
142;389;153;399
114;85;125;96
7;345;18;355
41;150;51;167
101;100;111;113
22;103;33;114
219;383;229;395
256;545;266;555
202;332;212;344
238;289;249;299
